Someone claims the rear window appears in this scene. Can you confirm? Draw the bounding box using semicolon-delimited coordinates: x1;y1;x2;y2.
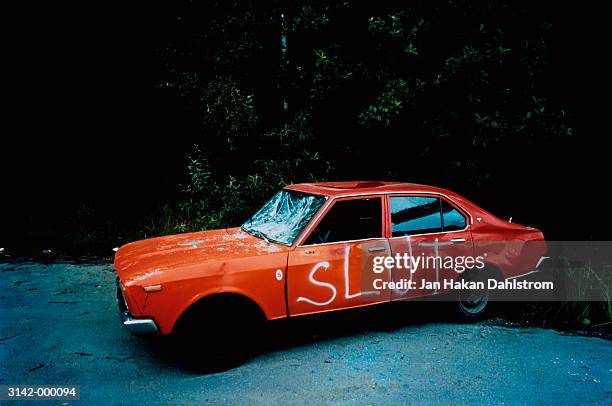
390;196;467;236
441;199;467;231
390;196;442;237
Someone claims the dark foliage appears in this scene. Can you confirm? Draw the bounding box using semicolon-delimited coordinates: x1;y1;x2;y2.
2;0;609;254
159;0;574;234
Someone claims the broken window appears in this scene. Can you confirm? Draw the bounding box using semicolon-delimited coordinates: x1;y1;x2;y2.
242;189;326;246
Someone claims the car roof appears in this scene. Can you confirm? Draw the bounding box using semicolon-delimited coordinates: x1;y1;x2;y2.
284;181;453;198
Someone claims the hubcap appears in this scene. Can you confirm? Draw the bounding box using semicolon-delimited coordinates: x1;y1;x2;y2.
459;288;489;314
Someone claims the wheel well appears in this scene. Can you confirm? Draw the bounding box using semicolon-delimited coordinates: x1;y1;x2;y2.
479;263;504;281
458;263;503;281
173;293;266;335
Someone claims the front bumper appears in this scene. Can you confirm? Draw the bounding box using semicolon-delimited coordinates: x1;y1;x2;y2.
116;278;159;335
119;310;159;335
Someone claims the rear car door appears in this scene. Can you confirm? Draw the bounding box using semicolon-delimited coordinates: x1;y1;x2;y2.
287;196;391;316
386;194;473;300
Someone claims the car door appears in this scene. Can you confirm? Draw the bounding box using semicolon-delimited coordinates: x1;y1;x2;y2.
435;197;474;291
386;194;473;300
287;196;392;316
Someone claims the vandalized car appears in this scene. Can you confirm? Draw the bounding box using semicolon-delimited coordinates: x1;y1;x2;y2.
114;181;547;364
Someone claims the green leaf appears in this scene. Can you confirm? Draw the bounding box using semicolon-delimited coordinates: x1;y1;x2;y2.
404;43;419;55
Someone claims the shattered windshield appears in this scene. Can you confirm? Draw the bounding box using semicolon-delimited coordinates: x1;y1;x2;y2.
242;189;327;246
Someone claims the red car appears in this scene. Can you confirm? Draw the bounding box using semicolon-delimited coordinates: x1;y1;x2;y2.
115;181;546;363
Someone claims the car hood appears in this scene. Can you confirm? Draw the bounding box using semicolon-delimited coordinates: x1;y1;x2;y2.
114;227;288;287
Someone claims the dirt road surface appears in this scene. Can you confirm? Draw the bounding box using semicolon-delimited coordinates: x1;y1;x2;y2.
1;261;610;404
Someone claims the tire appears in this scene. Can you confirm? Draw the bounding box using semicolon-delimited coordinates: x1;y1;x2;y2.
174;296;265;371
455;268;496;321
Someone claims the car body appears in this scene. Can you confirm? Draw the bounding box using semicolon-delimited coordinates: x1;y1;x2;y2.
114;181;547;335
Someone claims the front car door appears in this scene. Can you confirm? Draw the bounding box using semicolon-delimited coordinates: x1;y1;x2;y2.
287;196;392;316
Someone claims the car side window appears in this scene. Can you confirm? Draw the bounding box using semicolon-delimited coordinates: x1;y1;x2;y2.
390;196;442;237
304;198;382;245
441;199;466;231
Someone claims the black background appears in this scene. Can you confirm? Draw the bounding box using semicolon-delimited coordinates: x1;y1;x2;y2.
2;1;610;253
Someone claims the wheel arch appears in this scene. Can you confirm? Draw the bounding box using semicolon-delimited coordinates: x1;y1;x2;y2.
171;290;267;335
477;262;504;281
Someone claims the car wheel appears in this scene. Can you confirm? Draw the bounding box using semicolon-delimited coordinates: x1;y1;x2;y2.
455;270;494;320
174;297;264;371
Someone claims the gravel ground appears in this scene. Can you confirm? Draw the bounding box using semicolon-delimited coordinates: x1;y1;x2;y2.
1;260;611;405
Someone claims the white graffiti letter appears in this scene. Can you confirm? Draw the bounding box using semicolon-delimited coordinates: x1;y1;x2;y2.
296;261;337;306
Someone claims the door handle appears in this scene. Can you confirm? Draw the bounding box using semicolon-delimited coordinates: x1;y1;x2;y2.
450;238;466;243
368;247;386;253
304;249;316;255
